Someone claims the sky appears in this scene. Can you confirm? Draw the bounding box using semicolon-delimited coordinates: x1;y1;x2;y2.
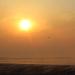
0;0;75;64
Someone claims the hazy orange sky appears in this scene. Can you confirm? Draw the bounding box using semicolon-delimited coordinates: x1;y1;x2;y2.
0;0;75;64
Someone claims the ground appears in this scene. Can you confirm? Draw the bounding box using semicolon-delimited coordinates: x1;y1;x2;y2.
0;64;75;75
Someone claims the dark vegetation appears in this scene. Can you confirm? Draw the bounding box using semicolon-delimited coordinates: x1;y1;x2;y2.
0;64;75;75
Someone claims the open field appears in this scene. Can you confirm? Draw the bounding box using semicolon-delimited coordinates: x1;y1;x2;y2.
0;64;75;75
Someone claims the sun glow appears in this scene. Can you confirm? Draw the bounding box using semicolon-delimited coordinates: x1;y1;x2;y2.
19;19;32;31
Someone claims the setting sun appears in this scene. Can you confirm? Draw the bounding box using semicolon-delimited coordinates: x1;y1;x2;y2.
19;19;32;31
